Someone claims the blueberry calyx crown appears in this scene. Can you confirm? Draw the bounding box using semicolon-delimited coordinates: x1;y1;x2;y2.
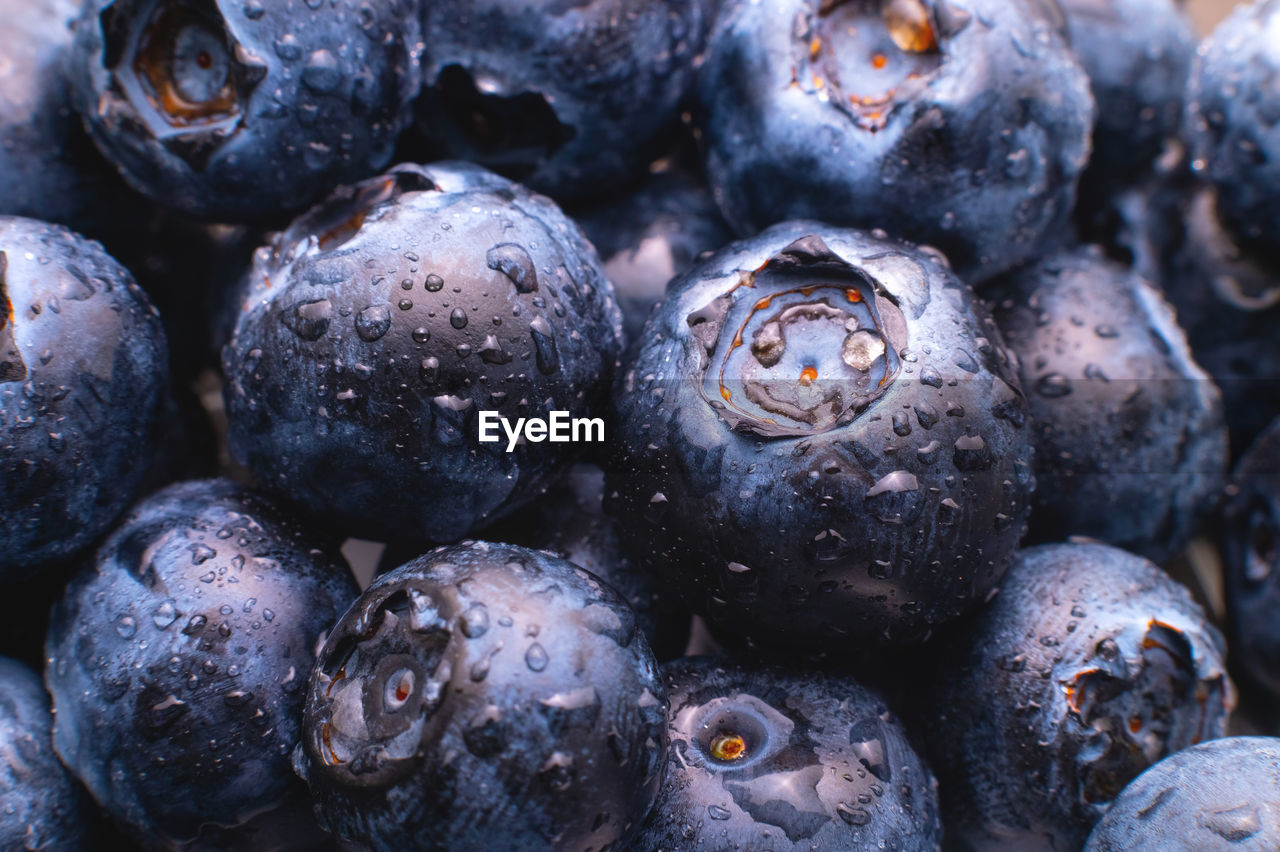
422;65;578;179
271;165;442;273
689;235;908;438
1062;619;1231;805
307;581;452;787
102;0;266;149
798;0;945;133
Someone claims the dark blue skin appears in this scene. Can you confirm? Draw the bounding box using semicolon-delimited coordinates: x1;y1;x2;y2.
294;542;667;852
0;656;92;851
627;656;942;852
0;216;168;583
223;162;625;546
1223;416;1280;703
1084;737;1280;851
697;0;1094;285
1185;0;1280;254
1060;0;1195;202
69;0;422;223
608;222;1035;649
574;166;733;343
487;462;692;662
1160;183;1280;459
988;246;1228;564
414;0;711;200
927;543;1234;852
44;479;359;850
0;0;152;246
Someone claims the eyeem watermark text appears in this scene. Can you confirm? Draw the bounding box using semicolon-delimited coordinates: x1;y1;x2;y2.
478;411;605;452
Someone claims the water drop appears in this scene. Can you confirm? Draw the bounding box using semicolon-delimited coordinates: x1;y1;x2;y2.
460;605;490;638
525;643;549;672
355;305;391;341
152;602;178;630
529;315;560;374
1036;373;1072;398
282;298;331;340
487;244;539;293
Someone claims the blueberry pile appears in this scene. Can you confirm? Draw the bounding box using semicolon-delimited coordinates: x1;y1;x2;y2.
2;1;1279;850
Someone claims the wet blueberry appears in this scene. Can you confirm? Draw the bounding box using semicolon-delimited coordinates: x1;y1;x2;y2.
223;162;624;546
928;542;1234;852
574;166;733;343
294;541;667;852
414;0;712;199
1185;0;1280;253
1222;416;1280;702
0;216;168;583
0;656;92;851
627;655;941;851
989;246;1228;564
697;0;1094;283
608;222;1035;649
69;0;423;222
1060;0;1195;202
1084;737;1280;851
44;479;359;849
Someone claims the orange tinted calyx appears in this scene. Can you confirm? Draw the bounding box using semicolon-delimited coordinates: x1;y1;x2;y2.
872;53;888;70
799;366;818;386
710;733;747;761
883;0;939;53
134;8;238;125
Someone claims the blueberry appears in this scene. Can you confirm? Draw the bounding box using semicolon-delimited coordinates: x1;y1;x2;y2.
0;216;168;583
490;462;692;661
1060;0;1195;201
0;656;92;851
223;162;624;546
0;0;152;246
574;166;733;342
927;542;1234;852
414;0;712;199
1185;0;1280;253
293;541;666;852
1222;416;1280;702
627;655;941;851
989;246;1228;564
1160;183;1280;457
69;0;423;222
608;223;1034;648
697;0;1094;283
1084;737;1280;851
44;479;359;849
